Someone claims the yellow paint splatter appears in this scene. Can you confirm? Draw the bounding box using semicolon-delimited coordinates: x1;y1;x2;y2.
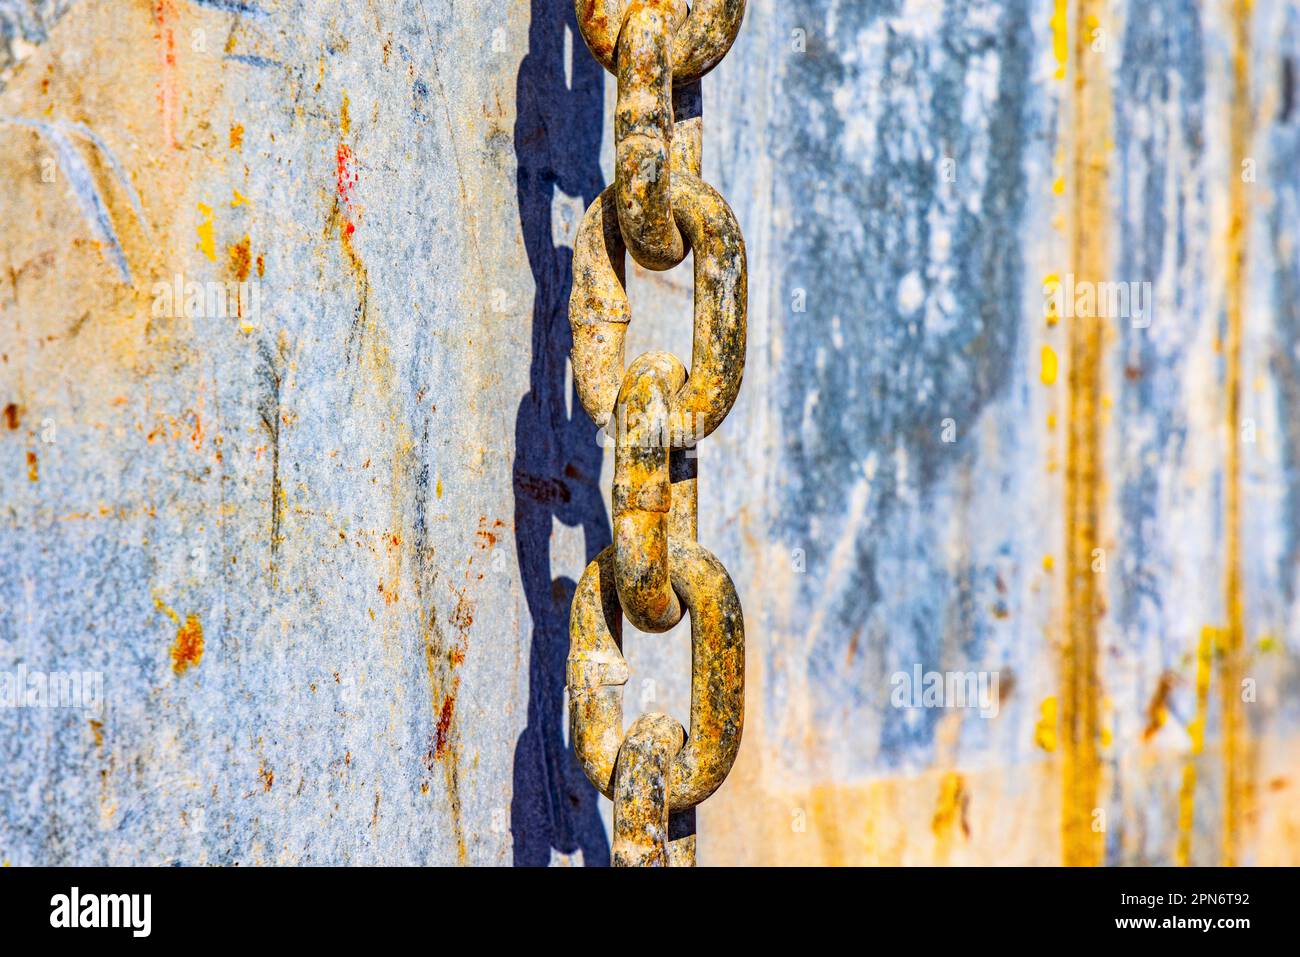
230;122;244;150
196;202;216;262
436;476;443;498
231;189;250;207
1044;272;1061;326
341;90;351;136
154;595;180;625
1042;554;1054;572
1052;176;1066;196
1034;697;1058;752
1040;345;1058;385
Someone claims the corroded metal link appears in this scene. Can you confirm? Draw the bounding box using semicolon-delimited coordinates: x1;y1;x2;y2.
614;352;686;632
611;712;684;866
569;171;747;443
576;0;746;82
566;550;628;791
666;806;697;865
567;540;744;811
615;0;685;270
569;0;744;869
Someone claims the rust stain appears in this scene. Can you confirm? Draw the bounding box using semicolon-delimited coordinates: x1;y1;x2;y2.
229;122;244;150
260;762;274;792
26;451;38;482
228;235;252;283
433;696;454;759
475;516;505;549
1141;671;1175;742
170;613;204;674
420;600;468;862
3;403;19;429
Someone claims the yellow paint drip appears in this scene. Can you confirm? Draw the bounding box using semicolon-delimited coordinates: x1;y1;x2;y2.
1040;345;1058;385
1176;626;1216;866
1050;0;1068;80
196;202;216;262
930;771;968;865
1034;696;1058;752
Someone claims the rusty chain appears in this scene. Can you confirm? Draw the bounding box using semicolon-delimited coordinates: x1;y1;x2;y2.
567;0;747;867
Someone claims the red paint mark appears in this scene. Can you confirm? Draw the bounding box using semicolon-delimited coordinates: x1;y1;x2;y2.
335;143;359;236
152;1;180;149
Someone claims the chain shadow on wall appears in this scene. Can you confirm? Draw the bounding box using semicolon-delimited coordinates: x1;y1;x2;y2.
510;0;612;866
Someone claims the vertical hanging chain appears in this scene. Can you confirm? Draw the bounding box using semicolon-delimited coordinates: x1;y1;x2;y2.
567;0;748;867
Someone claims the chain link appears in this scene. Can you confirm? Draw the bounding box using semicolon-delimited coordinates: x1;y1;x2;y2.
567;0;747;867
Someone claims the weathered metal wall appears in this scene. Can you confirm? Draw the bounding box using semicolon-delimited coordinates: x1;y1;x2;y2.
1;0;1297;865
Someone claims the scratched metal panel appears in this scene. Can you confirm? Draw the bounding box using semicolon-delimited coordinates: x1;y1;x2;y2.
1;0;1298;867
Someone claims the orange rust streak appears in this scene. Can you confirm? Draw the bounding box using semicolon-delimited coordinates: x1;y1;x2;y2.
1061;0;1109;867
1221;0;1254;868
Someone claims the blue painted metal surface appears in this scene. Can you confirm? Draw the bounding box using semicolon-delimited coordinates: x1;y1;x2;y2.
1;0;1298;865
